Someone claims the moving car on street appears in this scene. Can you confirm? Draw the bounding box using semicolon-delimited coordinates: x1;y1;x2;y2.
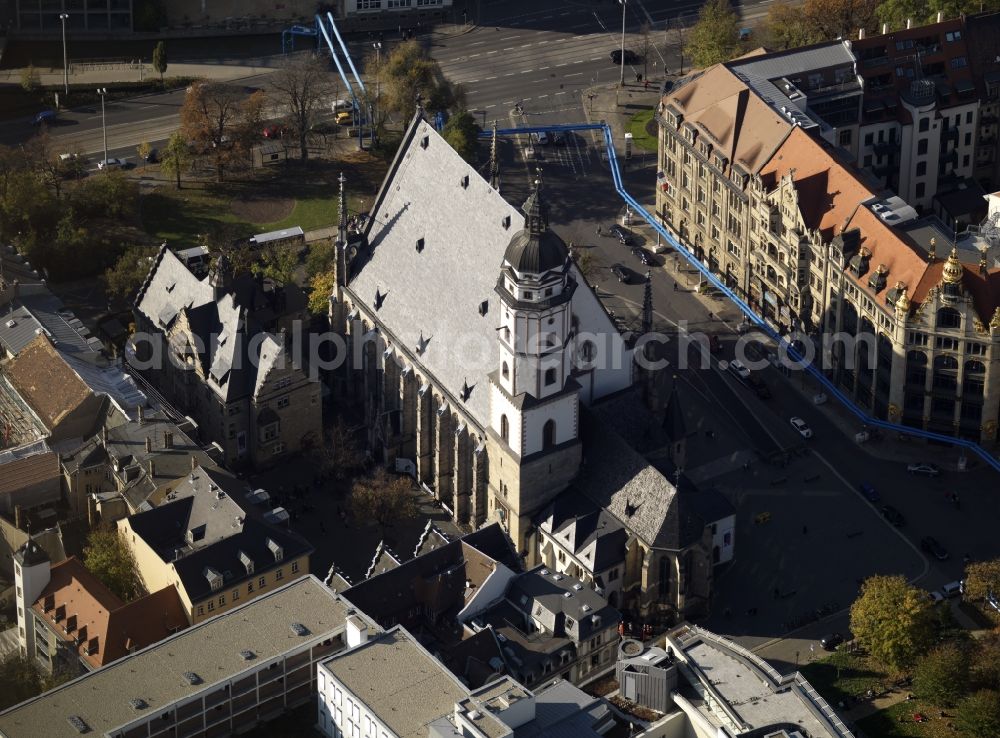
610;49;640;65
728;359;751;382
790;416;813;439
97;158;126;170
907;462;941;477
611;263;630;283
920;536;949;561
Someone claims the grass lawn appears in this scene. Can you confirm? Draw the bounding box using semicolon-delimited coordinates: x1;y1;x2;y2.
857;698;960;738
799;649;886;706
141;151;388;247
628;109;658;152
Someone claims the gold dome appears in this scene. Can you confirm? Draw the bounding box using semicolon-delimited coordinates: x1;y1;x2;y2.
941;247;964;285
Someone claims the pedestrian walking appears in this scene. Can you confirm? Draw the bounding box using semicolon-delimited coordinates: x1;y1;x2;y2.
596;224;603;236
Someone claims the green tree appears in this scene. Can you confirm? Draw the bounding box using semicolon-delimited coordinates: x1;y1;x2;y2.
160;131;190;190
308;270;336;315
71;169;136;219
875;0;930;31
152;41;168;83
801;0;879;42
913;642;970;707
379;40;455;122
971;631;1000;690
442;110;480;164
849;574;935;673
759;2;824;50
957;690;1000;738
965;558;1000;621
83;524;145;602
0;653;43;710
105;245;156;303
350;468;418;538
136;141;152;167
20;64;40;93
685;0;742;69
180;81;246;182
305;238;336;279
254;242;300;285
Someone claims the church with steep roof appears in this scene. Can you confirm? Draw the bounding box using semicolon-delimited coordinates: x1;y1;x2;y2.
331;114;729;619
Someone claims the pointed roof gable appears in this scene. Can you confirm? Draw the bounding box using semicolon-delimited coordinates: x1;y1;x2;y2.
759;127;876;241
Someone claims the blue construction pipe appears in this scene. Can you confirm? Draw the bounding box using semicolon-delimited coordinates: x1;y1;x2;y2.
478;122;1000;473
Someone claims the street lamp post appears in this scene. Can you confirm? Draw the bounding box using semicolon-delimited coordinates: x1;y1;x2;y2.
97;87;108;169
59;13;69;97
372;41;382;137
619;0;627;87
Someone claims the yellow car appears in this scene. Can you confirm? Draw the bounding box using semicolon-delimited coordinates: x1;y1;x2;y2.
336;111;353;125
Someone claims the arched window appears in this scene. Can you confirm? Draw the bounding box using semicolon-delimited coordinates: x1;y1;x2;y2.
658;556;671;595
934;354;959;370
965;359;986;375
503;326;511;343
502;362;510;380
544;367;557;386
500;414;509;442
542;419;556;449
936;307;962;329
579;340;596;364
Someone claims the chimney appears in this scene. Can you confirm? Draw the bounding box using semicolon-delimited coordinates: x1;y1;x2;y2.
882;22;888;34
148;459;156;478
164;432;174;449
937;10;943;22
101;425;108;447
14;504;24;531
137;405;145;423
858;28;865;39
145;437;152;453
191;455;198;471
906;18;912;28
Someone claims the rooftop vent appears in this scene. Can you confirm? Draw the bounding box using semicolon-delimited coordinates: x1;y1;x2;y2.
267;538;283;562
129;698;148;711
183;671;202;686
66;715;89;733
421;135;429;149
240;649;256;661
581;604;592;612
416;237;425;253
502;215;511;230
5;319;14;328
572;583;583;591
461;175;470;189
540;569;550;575
290;622;309;636
563;591;573;598
478;300;488;316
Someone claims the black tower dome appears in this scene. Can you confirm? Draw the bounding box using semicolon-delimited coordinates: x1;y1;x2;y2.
503;180;567;274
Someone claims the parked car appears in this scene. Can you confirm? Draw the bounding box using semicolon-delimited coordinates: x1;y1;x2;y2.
880;505;905;526
144;148;159;163
941;580;963;598
332;98;352;112
728;359;751;382
746;375;771;399
920;536;949;561
907;462;941;477
530;130;549;146
97;157;125;170
611;263;630;283
859;482;880;503
336;111;353;125
262;124;285;139
631;247;652;266
820;633;844;651
610;49;640;65
928;590;945;604
609;224;633;245
790;416;813;439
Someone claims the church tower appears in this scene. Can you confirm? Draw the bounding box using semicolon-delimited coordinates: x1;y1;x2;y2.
487;180;582;564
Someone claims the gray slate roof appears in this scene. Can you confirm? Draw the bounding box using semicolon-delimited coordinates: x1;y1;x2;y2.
349;115;628;429
573;407;681;550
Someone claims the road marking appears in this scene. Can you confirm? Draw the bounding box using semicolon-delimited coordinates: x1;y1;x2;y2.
539;66;550;70
467;79;479;83
504;72;516;77
537;94;549;98
556;62;568;67
521;69;534;73
570;22;589;29
573;59;584;64
469;91;479;95
503;47;515;51
556;91;567;95
503;100;514;104
590;56;602;61
485;76;497;80
487;50;498;54
470;53;481;58
565;72;583;77
520;43;533;48
500;35;520;40
485;104;496;109
470;41;485;46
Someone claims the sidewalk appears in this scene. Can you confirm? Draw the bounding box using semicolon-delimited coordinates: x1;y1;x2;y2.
0;60;277;87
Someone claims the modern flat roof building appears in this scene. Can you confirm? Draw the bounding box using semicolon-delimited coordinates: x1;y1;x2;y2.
0;575;364;738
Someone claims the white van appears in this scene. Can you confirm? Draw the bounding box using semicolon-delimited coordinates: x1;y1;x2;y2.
332;99;352;113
